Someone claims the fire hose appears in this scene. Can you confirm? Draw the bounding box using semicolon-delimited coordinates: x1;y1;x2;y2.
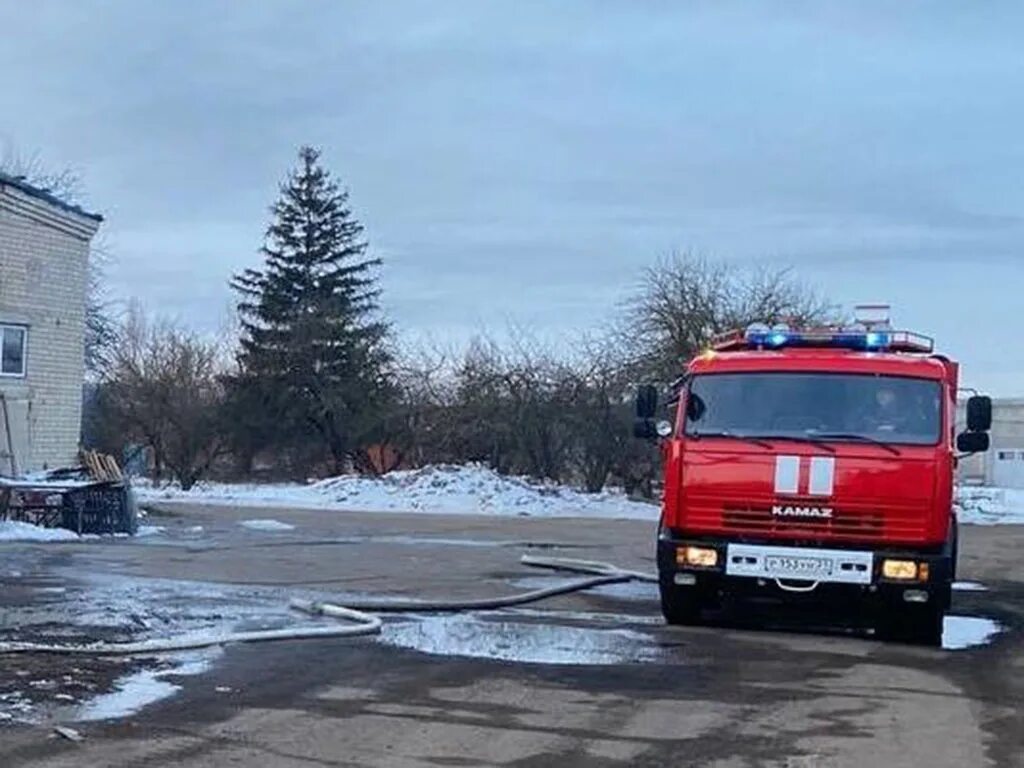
0;556;656;656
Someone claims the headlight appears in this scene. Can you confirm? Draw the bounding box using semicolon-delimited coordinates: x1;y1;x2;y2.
882;559;918;580
677;545;718;568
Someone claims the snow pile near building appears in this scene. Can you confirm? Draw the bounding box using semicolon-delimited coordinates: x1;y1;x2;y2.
956;487;1024;525
0;521;79;542
136;464;658;520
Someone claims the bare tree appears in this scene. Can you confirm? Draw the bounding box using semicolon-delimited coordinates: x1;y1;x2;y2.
621;252;833;383
0;144;83;203
103;306;228;489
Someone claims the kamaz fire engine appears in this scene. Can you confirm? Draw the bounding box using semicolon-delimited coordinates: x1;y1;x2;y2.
634;306;992;645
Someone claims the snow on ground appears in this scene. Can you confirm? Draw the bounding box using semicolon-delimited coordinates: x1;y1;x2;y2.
955;487;1024;525
943;615;1002;651
240;519;295;532
133;466;1024;524
136;464;659;520
953;581;988;592
74;649;219;722
0;521;78;543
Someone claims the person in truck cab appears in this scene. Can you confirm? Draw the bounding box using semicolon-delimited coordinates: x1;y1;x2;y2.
857;384;917;436
869;386;903;431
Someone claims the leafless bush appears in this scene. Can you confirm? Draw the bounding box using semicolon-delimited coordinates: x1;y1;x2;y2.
392;331;657;494
102;307;229;489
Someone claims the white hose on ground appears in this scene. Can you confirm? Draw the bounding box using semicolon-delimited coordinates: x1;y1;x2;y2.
0;603;383;655
334;573;633;612
520;554;658;583
0;557;651;656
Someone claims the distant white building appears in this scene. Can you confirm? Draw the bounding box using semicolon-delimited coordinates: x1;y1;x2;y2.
957;398;1024;488
0;172;102;473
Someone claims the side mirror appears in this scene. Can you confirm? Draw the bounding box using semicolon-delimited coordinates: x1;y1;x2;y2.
957;431;990;454
636;385;658;419
634;418;658;439
966;395;992;432
633;418;673;440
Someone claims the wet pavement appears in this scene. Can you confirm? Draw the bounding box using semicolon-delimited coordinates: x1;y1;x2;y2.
0;504;1022;767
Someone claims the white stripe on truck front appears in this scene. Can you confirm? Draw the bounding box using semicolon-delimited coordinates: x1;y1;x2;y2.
774;455;800;494
774;455;836;496
808;456;835;496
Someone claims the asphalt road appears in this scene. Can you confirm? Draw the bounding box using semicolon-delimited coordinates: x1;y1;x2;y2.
1;503;1021;767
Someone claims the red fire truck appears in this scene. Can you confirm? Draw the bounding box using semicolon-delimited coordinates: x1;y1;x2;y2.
635;309;992;644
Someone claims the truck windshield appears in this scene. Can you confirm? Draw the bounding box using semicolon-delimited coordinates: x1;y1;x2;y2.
684;373;942;446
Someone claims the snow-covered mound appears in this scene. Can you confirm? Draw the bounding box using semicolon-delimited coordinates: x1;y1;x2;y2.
0;521;79;542
956;486;1024;525
135;464;658;520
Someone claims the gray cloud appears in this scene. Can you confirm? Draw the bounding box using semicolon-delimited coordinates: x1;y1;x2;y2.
1;1;1023;393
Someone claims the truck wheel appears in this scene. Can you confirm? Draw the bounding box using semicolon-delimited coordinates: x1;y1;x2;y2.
659;578;704;626
907;604;945;646
878;603;944;646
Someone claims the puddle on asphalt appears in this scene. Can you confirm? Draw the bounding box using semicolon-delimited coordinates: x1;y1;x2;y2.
380;614;665;665
943;615;1002;650
73;648;220;722
8;569;348;650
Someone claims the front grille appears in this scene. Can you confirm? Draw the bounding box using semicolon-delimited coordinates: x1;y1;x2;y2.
719;506;910;541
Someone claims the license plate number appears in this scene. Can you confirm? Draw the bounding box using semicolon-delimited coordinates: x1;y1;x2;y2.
726;544;873;585
765;555;833;577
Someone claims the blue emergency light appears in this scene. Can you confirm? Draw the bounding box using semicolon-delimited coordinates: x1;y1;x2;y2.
719;324;933;354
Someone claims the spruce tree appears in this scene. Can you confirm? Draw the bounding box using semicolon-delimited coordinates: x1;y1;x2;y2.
231;146;393;473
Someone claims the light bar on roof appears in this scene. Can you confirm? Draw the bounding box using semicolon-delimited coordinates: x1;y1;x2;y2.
727;325;934;353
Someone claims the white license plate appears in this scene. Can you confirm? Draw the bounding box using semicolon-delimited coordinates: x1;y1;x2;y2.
726;544;873;585
765;555;833;579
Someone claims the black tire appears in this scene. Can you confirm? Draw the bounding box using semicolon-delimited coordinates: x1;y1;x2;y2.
659;577;704;626
908;604;945;647
878;602;944;647
950;524;959;583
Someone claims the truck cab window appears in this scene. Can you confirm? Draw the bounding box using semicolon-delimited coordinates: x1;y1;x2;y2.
684;372;941;446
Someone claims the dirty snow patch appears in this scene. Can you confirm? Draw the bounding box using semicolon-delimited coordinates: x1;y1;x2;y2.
955;487;1024;525
136;525;165;537
952;581;988;592
240;519;295;532
0;521;78;543
136;464;658;520
943;615;1002;650
75;650;218;722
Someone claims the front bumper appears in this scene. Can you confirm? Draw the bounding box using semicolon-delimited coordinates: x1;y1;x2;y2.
657;531;954;609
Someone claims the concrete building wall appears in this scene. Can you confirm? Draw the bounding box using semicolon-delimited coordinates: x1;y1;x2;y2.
0;182;100;472
956;398;1024;487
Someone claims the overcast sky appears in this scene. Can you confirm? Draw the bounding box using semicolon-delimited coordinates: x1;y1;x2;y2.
1;2;1022;393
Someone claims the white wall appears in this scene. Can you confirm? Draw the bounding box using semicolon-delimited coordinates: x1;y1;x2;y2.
0;184;99;471
956;398;1024;487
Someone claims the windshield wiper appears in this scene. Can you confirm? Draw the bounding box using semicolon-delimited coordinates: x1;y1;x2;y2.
690;431;839;453
742;434;837;454
689;430;774;449
805;431;901;456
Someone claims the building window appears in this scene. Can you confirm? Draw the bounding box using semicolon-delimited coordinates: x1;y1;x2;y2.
0;325;26;377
